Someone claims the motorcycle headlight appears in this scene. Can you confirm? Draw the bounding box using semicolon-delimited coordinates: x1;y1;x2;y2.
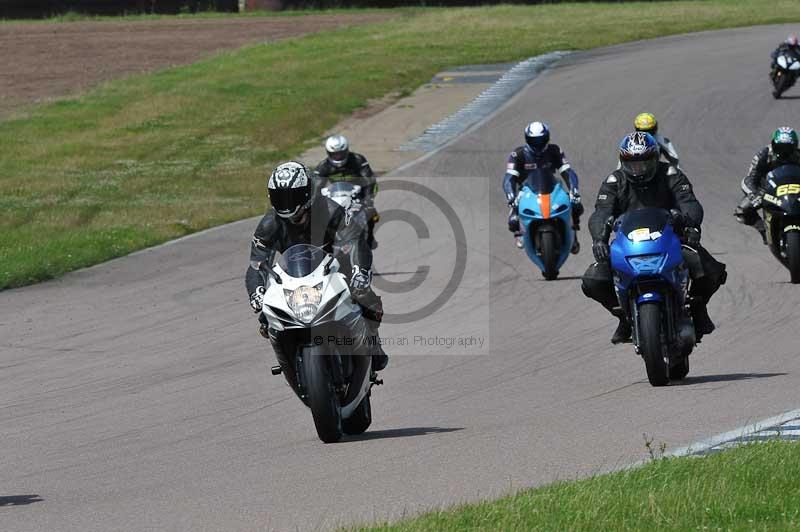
627;254;666;275
284;283;323;323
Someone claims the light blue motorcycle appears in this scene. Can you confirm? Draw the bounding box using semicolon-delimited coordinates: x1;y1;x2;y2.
517;169;575;280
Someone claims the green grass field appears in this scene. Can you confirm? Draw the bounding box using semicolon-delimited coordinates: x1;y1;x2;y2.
3;1;800;289
359;441;800;531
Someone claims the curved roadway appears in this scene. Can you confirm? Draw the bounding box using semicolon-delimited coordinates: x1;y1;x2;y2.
2;24;800;531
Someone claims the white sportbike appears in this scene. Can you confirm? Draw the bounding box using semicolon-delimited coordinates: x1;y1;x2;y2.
259;243;378;443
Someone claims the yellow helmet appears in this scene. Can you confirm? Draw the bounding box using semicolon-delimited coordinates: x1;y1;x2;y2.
634;112;658;135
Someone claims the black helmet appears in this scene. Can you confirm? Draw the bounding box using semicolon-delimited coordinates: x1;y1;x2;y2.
268;161;314;222
771;127;798;161
619;132;660;187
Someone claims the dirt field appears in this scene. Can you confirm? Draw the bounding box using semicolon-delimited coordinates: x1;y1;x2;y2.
0;13;394;117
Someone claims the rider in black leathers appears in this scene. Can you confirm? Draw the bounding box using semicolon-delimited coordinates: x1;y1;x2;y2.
582;132;726;344
734;127;800;243
316;135;379;247
245;162;388;386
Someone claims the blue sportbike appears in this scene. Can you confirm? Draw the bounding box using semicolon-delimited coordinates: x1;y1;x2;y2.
608;207;695;386
517;169;575;280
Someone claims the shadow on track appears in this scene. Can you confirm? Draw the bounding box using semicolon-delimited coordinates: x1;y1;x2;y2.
345;426;463;442
0;495;43;507
674;372;787;385
547;275;583;281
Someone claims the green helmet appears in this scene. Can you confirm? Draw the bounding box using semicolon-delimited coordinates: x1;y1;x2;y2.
772;127;798;160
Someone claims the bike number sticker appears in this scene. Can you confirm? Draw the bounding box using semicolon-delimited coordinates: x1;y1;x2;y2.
776;183;800;196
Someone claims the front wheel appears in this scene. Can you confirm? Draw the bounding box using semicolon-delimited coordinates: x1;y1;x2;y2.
638;302;669;386
786;231;800;284
302;348;343;443
539;231;559;280
773;71;792;98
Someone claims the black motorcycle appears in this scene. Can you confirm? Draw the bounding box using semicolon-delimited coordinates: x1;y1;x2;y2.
760;164;800;283
771;49;800;99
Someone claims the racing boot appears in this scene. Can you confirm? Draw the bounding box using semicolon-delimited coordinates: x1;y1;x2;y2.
691;302;716;339
571;228;581;255
611;317;632;344
754;219;768;245
514;231;524;249
365;320;388;371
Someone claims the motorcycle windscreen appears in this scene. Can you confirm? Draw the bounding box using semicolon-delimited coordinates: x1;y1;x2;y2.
278;244;327;278
616;208;670;241
524;168;558;194
325;181;359;196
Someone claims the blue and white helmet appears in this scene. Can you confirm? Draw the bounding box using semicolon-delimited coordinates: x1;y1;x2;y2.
524;121;550;154
268;161;314;220
619;131;660;186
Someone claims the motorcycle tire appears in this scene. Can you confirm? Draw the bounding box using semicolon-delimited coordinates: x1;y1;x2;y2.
638;302;669;387
773;72;791;99
302;347;343;443
540;231;559;281
786;231;800;284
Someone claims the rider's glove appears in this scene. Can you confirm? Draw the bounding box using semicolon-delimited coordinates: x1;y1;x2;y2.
570;191;584;217
748;192;763;209
685;227;701;247
350;266;373;294
249;286;266;313
669;208;686;228
592;240;610;263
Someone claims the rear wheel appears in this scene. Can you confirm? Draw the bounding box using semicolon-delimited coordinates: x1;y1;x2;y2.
669;357;690;381
638;302;669;387
787;231;800;284
302;348;343;443
343;393;372;435
540;231;559;280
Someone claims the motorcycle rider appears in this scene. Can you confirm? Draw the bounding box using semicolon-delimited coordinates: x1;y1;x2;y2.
503;121;584;252
582;132;727;344
245;162;388;378
633;112;680;169
315;135;380;248
734;127;800;244
771;34;800;65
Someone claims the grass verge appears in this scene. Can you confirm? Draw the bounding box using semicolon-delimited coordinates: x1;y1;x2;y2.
358;441;800;531
3;1;800;289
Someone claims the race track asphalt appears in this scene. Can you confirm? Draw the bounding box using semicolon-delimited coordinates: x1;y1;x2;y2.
1;24;799;531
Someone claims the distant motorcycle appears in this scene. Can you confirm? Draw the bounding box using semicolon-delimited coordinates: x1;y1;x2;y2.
759;164;800;283
771;50;800;98
258;244;377;443
608;208;695;386
321;182;364;222
516;169;575;280
321;182;369;272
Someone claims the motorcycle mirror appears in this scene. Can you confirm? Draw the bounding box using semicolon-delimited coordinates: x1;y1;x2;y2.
258;261;282;284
